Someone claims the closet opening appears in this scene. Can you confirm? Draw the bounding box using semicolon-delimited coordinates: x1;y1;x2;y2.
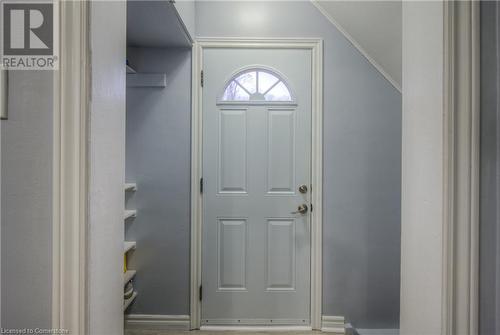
123;0;193;321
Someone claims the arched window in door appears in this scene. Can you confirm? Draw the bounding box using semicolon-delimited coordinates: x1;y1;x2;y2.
219;67;295;104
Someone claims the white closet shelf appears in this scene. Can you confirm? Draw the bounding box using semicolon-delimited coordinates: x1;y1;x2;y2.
124;209;137;220
124;270;137;285
126;65;136;74
124;241;136;254
123;291;137;311
125;183;137;191
127;73;166;88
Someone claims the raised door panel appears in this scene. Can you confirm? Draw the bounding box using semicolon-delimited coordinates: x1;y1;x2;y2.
267;109;295;194
218;109;247;194
218;218;247;291
266;219;296;291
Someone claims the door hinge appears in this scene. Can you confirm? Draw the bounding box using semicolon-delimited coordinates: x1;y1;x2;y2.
310;203;313;212
200;70;204;87
199;285;203;301
200;177;203;193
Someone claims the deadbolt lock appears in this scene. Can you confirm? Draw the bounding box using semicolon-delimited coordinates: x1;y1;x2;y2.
291;204;308;215
298;184;308;194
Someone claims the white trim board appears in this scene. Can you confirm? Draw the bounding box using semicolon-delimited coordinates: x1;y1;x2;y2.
400;1;479;333
442;2;480;333
310;0;401;93
125;314;190;330
321;316;345;334
190;38;323;330
52;0;89;333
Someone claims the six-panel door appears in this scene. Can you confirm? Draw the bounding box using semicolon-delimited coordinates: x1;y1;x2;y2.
202;47;312;326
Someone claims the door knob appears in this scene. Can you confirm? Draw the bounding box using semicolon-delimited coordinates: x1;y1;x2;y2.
298;184;308;194
291;204;308;215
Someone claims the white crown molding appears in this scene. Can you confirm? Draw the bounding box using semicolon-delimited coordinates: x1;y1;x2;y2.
310;0;402;93
125;314;190;330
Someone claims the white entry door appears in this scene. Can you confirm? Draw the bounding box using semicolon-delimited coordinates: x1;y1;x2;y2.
202;47;312;326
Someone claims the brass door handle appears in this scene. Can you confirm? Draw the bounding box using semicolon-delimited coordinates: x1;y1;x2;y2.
291;204;308;215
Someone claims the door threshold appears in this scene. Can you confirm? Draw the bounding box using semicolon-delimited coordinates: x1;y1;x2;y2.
200;325;312;332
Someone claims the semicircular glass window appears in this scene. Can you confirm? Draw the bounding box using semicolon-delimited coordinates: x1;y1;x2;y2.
221;69;293;102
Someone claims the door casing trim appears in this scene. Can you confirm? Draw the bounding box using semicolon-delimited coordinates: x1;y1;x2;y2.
52;0;90;333
400;1;480;333
190;38;324;330
442;1;480;333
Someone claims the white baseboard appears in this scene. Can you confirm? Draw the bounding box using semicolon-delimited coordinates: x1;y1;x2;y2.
321;316;345;334
357;329;399;335
125;314;190;330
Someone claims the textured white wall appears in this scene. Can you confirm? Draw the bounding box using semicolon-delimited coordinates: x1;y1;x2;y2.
400;2;445;334
89;1;126;334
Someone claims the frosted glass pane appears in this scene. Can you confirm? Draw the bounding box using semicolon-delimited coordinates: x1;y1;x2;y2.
223;81;251;101
235;71;257;94
265;81;292;101
221;68;293;103
258;71;280;94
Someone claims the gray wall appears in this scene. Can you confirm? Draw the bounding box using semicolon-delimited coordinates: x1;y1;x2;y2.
1;71;53;328
125;47;192;315
174;1;195;40
195;1;401;329
89;1;127;334
480;2;500;335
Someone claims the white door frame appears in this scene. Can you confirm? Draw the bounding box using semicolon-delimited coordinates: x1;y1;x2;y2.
442;1;480;333
400;1;479;334
190;38;324;330
52;1;90;334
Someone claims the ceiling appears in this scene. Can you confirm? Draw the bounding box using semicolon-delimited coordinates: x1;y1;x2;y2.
312;0;402;91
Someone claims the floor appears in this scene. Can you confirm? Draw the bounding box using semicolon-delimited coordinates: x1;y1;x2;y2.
125;331;324;335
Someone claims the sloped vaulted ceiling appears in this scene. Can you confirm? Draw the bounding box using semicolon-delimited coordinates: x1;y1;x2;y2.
312;0;402;92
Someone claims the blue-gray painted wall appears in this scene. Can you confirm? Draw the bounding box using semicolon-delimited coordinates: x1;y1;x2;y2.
1;71;53;328
480;2;500;335
125;47;192;315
